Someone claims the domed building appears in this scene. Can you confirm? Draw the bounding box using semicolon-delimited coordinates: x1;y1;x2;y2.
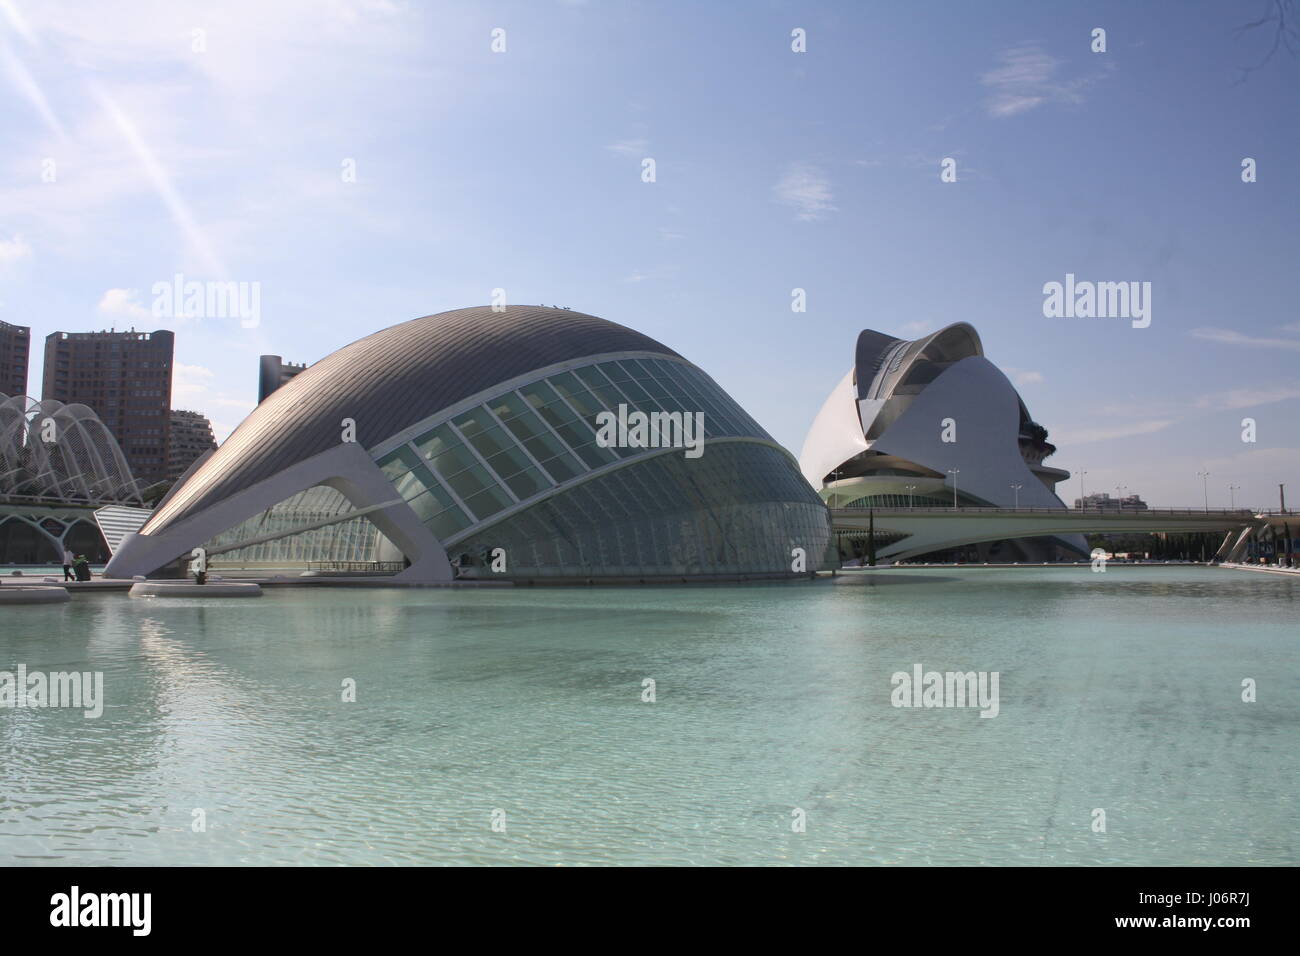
800;323;1086;562
106;306;830;582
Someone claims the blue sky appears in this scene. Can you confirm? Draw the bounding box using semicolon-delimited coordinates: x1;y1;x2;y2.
1;0;1296;508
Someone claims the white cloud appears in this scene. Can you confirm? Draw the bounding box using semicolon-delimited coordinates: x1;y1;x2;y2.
0;233;32;263
1191;327;1300;352
773;163;836;221
896;320;934;338
172;362;215;402
97;287;150;319
1004;367;1044;386
980;45;1111;118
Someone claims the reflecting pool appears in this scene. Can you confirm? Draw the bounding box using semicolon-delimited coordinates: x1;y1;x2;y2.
1;566;1295;865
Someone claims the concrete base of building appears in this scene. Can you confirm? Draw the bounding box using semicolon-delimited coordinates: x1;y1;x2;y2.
0;585;71;604
130;581;263;597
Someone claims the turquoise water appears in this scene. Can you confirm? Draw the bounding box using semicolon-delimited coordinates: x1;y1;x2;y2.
1;567;1295;866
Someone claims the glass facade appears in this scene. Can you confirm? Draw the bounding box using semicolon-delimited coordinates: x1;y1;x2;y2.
203;485;379;567
195;356;829;577
455;442;830;578
373;356;778;552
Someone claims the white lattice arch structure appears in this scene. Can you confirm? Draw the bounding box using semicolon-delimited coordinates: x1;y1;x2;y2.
0;393;141;504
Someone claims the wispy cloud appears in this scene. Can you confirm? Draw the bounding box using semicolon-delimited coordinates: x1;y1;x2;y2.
1191;327;1300;352
1194;384;1300;410
773;163;836;221
1054;419;1176;445
980;45;1111;118
605;138;648;156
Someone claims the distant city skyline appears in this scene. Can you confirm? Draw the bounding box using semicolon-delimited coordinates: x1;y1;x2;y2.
1;1;1296;509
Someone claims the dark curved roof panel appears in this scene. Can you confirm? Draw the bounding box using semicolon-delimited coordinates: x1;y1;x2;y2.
147;306;681;532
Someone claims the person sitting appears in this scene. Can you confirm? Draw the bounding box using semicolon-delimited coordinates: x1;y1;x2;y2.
73;554;91;582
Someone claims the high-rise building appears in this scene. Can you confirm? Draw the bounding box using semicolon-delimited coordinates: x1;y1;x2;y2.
168;408;218;481
258;355;307;403
0;319;30;397
42;329;175;487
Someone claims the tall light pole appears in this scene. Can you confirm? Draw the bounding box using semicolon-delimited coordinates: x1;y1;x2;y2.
1197;470;1210;512
1078;468;1088;510
904;483;916;509
947;469;960;509
1228;483;1240;510
1010;482;1022;509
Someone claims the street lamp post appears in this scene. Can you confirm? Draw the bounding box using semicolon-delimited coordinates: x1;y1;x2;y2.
948;469;960;509
904;483;916;509
1228;483;1240;510
1078;468;1088;510
1197;470;1210;513
1010;483;1022;509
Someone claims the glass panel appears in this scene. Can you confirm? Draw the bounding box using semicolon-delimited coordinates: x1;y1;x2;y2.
614;377;657;407
571;441;617;469
552;419;597;451
522;431;572;463
547;371;586;401
444;464;494;501
536;451;582;483
460;420;512;460
534;399;578;431
486;444;536;480
412;423;460;460
499;408;547;443
427;506;471;540
519;380;563;411
428;444;476;478
573;365;611;390
598;361;633;384
488;392;531;423
393;467;431;501
463;484;512;520
502;466;549;500
640;374;670;400
619;358;653;380
452;407;497;439
406;490;443;523
377;445;421;480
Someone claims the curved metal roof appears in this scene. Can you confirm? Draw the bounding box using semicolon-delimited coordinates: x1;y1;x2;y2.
145;306;682;533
